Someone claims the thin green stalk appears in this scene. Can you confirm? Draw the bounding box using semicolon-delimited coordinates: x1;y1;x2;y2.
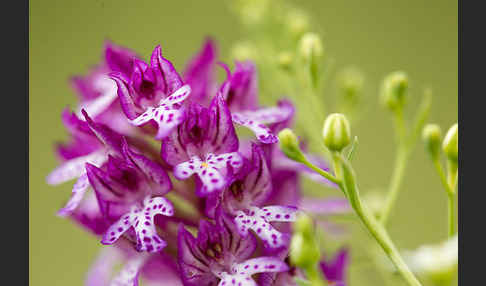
380;146;409;225
301;158;341;186
335;154;423;286
447;193;455;237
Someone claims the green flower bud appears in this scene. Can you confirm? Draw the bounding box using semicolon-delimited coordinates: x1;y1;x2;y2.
322;113;352;152
442;123;458;163
422;124;442;160
277;51;293;71
278;128;306;163
298;33;324;85
380;71;409;111
337;67;364;98
298;33;324;64
290;213;320;269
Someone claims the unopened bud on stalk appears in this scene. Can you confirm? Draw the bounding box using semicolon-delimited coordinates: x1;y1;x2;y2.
422;124;442;160
290;213;320;269
298;33;324;85
442;123;458;163
322;113;351;152
278;128;306;163
298;33;324;64
277;51;293;71
380;71;409;111
338;67;364;99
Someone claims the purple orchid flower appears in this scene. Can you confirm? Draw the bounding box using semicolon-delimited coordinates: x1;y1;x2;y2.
111;45;191;140
164;94;242;196
86;138;174;252
47;110;124;217
70;41;141;135
178;209;289;286
320;248;350;286
219;62;294;144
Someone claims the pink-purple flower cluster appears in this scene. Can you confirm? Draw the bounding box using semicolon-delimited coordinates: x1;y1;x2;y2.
47;39;349;286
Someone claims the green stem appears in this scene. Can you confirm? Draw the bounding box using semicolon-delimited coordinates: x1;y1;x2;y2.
447;193;455;237
306;264;327;286
301;158;341;186
335;154;423;286
380;146;409;225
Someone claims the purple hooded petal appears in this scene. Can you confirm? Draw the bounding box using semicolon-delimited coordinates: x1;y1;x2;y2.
207;94;239;154
82;109;124;154
177;225;217;286
320;248;350;285
177;209;257;286
140;253;183;286
121;138;172;195
150;45;183;95
161;95;239;166
219;143;272;215
183;38;217;102
299;198;351;216
104;41;140;78
111;73;141;120
101;196;174;253
219;61;258;111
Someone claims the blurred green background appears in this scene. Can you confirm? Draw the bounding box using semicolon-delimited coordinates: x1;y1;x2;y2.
30;0;457;285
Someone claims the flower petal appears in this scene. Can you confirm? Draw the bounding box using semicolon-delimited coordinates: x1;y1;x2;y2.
121;139;172;195
109;253;149;286
183;38;217;102
235;206;297;248
234;257;289;276
232;113;277;144
47;149;106;185
101;196;174;253
208;94;239;154
150;45;183;95
57;173;91;217
104;41;139;78
173;156;201;180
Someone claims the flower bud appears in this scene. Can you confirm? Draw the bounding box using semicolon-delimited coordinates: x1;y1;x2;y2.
278;129;306;163
380;71;408;111
277;51;293;71
298;33;324;64
422;124;442;160
337;67;364;99
298;33;324;85
442;123;458;163
322;113;351;152
290;213;320;269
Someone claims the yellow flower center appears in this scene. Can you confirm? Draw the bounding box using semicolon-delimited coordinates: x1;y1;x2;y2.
201;162;209;168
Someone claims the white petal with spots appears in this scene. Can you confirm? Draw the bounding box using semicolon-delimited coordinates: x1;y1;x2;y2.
129;85;191;139
174;152;242;194
101;196;174;253
234;206;298;248
216;257;288;286
232;113;277;144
